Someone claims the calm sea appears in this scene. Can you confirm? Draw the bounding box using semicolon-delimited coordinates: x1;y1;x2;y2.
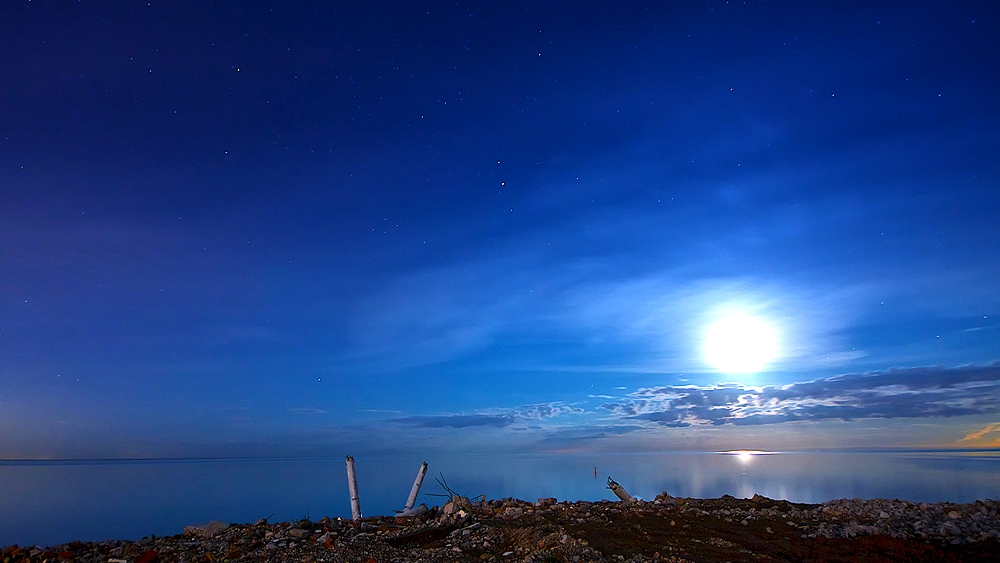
2;451;999;547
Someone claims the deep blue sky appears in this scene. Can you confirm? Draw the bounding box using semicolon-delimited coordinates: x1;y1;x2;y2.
2;0;999;459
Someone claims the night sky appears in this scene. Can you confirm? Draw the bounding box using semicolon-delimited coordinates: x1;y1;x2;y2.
2;0;999;460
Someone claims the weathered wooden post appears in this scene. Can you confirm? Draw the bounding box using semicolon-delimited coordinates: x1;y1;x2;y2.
607;476;634;502
403;462;428;513
346;455;362;520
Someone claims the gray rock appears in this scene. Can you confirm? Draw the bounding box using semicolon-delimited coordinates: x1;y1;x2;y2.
397;503;429;517
443;495;473;515
184;521;230;538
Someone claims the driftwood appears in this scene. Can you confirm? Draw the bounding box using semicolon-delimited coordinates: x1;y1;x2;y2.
398;461;429;516
346;455;363;520
607;476;634;502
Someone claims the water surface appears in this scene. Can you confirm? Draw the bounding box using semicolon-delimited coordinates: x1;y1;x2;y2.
2;450;998;547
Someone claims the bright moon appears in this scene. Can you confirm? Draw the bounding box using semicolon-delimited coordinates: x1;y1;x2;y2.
703;314;779;373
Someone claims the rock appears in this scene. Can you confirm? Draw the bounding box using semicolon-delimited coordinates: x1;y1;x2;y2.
505;507;524;517
535;497;557;507
287;528;310;539
443;495;473;515
315;532;332;546
135;550;158;563
184;521;230;538
397;503;429;517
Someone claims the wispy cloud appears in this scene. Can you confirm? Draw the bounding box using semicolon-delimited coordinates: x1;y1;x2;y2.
349;248;882;377
517;403;585;419
602;364;1000;427
960;422;1000;445
289;408;329;415
962;325;1000;333
393;413;516;428
392;402;582;429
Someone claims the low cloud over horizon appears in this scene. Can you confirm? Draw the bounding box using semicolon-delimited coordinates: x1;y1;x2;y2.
4;364;1000;461
600;364;1000;428
370;364;1000;452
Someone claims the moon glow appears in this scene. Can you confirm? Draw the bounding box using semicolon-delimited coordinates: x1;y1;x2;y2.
703;314;779;374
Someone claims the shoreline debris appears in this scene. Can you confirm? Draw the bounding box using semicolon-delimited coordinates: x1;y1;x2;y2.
5;495;999;563
398;461;428;516
607;476;634;502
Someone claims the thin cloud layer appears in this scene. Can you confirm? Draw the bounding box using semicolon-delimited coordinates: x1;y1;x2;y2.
603;364;1000;427
960;422;1000;446
394;414;516;428
393;402;582;429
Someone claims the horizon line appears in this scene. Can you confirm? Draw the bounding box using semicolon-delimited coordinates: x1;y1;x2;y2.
3;446;1000;465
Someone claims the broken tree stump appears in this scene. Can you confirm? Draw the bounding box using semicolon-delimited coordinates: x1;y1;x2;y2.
403;461;428;513
346;455;363;520
607;476;634;502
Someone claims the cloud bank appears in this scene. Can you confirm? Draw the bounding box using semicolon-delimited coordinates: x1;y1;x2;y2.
602;364;1000;427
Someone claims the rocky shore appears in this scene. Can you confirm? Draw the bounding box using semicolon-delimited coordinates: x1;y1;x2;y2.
4;493;999;563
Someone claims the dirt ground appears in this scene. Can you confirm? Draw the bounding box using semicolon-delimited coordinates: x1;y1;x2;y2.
560;503;999;562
